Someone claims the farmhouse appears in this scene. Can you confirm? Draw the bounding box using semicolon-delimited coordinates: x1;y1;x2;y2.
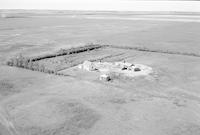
78;60;97;71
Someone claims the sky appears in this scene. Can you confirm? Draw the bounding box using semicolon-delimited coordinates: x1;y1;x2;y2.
1;0;200;12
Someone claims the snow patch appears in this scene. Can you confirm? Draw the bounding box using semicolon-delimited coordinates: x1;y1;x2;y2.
78;61;153;79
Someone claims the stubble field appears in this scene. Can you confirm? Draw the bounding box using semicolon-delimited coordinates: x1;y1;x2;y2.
0;10;200;135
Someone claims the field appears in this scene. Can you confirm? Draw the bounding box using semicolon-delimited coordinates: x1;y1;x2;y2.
0;10;200;135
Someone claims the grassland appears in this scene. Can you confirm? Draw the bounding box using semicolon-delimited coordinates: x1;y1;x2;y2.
0;10;200;135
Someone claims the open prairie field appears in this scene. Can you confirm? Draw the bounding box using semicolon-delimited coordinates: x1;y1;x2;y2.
0;10;200;135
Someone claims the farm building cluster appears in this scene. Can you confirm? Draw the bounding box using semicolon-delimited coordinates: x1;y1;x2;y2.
78;61;153;81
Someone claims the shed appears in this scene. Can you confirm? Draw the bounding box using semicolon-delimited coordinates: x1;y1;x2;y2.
99;74;111;81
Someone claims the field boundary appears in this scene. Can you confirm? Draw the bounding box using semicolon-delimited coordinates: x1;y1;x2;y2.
109;45;200;58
